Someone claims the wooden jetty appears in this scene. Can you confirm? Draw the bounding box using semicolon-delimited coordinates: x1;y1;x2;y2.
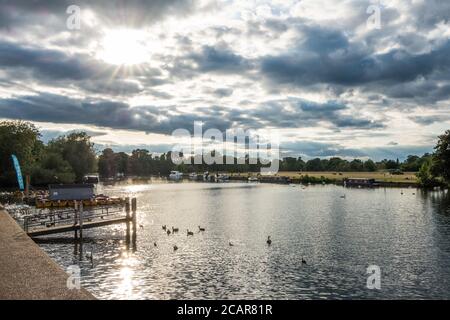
23;197;137;240
27;217;130;237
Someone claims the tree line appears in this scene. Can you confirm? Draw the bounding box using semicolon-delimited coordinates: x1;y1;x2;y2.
0;121;449;187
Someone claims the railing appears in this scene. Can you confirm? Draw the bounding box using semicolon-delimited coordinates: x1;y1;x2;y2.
23;205;125;233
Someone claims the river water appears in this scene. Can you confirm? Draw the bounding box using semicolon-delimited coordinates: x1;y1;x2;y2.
37;181;450;299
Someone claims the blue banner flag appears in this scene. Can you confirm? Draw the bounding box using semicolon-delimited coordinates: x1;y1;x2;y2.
11;154;24;190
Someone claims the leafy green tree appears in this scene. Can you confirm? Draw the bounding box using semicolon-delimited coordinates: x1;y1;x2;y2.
48;132;97;182
432;130;450;185
417;158;438;187
98;148;117;178
363;159;377;172
305;158;323;171
31;152;75;184
0;121;42;186
349;159;364;171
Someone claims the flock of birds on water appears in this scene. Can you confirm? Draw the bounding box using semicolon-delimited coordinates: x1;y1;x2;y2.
135;224;308;265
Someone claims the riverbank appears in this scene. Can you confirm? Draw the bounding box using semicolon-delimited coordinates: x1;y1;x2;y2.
0;208;94;300
229;171;419;187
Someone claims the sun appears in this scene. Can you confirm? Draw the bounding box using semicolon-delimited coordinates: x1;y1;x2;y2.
98;29;149;65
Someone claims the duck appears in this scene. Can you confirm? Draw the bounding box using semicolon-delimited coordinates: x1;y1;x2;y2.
162;225;167;230
172;226;179;232
153;242;157;247
173;245;178;251
187;229;194;236
340;194;346;199
198;226;206;232
139;224;144;229
85;250;94;264
302;257;307;265
229;241;234;247
167;229;171;235
266;236;272;245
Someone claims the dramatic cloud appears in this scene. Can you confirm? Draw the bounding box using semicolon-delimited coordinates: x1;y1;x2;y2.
0;0;449;160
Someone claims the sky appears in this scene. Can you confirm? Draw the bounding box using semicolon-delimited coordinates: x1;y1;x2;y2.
0;0;449;161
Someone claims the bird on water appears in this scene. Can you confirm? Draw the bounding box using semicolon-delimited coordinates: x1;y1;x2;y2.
187;229;194;236
267;236;272;245
198;226;205;232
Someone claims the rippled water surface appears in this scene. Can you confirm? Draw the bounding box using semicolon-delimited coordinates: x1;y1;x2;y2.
38;182;450;299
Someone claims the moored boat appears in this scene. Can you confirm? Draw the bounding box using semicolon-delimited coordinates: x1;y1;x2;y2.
169;171;183;180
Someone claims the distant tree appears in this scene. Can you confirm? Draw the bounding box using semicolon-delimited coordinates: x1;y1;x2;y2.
281;157;305;171
48;132;97;182
349;159;364;171
401;155;421;171
363;159;377;172
432;130;450;184
305;158;323;171
31;152;75;184
98;148;117;178
384;159;400;170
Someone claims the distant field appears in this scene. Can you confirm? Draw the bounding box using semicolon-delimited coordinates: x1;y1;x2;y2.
230;171;418;183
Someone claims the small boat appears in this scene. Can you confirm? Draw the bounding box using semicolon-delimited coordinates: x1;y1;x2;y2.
203;171;209;181
188;173;198;180
83;174;99;184
169;171;183;180
217;174;229;182
248;176;259;182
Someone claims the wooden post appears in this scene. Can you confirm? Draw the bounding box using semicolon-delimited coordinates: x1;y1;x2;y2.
25;175;30;199
24;216;28;233
74;201;78;240
125;197;130;245
131;197;137;243
79;200;83;241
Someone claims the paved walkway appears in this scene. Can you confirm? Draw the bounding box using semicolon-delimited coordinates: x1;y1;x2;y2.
0;209;95;299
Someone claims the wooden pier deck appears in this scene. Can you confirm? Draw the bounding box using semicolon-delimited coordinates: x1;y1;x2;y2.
23;197;137;238
27;216;130;237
